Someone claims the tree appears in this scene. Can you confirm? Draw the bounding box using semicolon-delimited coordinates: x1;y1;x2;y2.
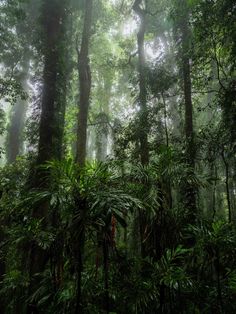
76;0;93;166
173;0;197;218
0;0;236;313
27;0;69;312
6;58;29;163
133;0;149;166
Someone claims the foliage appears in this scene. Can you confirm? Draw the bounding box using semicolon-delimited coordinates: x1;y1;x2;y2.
0;0;235;313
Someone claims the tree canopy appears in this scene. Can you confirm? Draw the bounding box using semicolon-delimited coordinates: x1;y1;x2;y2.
0;0;235;313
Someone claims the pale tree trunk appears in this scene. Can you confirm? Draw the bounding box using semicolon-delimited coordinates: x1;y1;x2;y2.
6;60;29;163
96;124;108;162
95;79;112;162
76;0;93;166
133;0;149;166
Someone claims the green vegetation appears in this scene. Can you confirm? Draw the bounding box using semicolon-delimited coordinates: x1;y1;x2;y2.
0;0;235;313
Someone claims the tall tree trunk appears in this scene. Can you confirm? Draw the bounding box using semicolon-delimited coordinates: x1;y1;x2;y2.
95;78;112;162
180;0;196;218
95;113;109;162
74;1;93;312
27;1;69;312
35;1;68;169
76;0;93;166
133;0;149;166
133;0;150;259
6;60;29;163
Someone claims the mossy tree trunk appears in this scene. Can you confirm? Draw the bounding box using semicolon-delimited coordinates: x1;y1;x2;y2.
27;0;69;312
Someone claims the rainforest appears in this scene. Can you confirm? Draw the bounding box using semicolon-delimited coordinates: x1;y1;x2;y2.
0;0;236;313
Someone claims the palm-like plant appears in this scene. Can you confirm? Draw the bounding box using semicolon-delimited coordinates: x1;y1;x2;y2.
186;221;236;312
29;159;142;312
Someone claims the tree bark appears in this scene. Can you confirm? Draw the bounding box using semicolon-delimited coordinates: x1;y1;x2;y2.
27;1;69;312
221;150;231;222
133;0;150;259
95;113;109;162
95;77;112;162
35;1;68;169
180;0;196;218
73;2;93;311
76;0;93;166
133;0;149;166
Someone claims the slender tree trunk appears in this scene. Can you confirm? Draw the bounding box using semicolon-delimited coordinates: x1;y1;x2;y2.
96;79;112;161
162;93;169;147
7;99;27;162
76;0;93;166
230;167;236;222
95;114;109;162
180;0;196;218
161;93;173;209
74;210;85;314
133;0;149;166
74;2;93;311
212;164;217;220
6;60;29;163
133;0;150;260
95;77;112;162
103;238;109;314
221;150;231;222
